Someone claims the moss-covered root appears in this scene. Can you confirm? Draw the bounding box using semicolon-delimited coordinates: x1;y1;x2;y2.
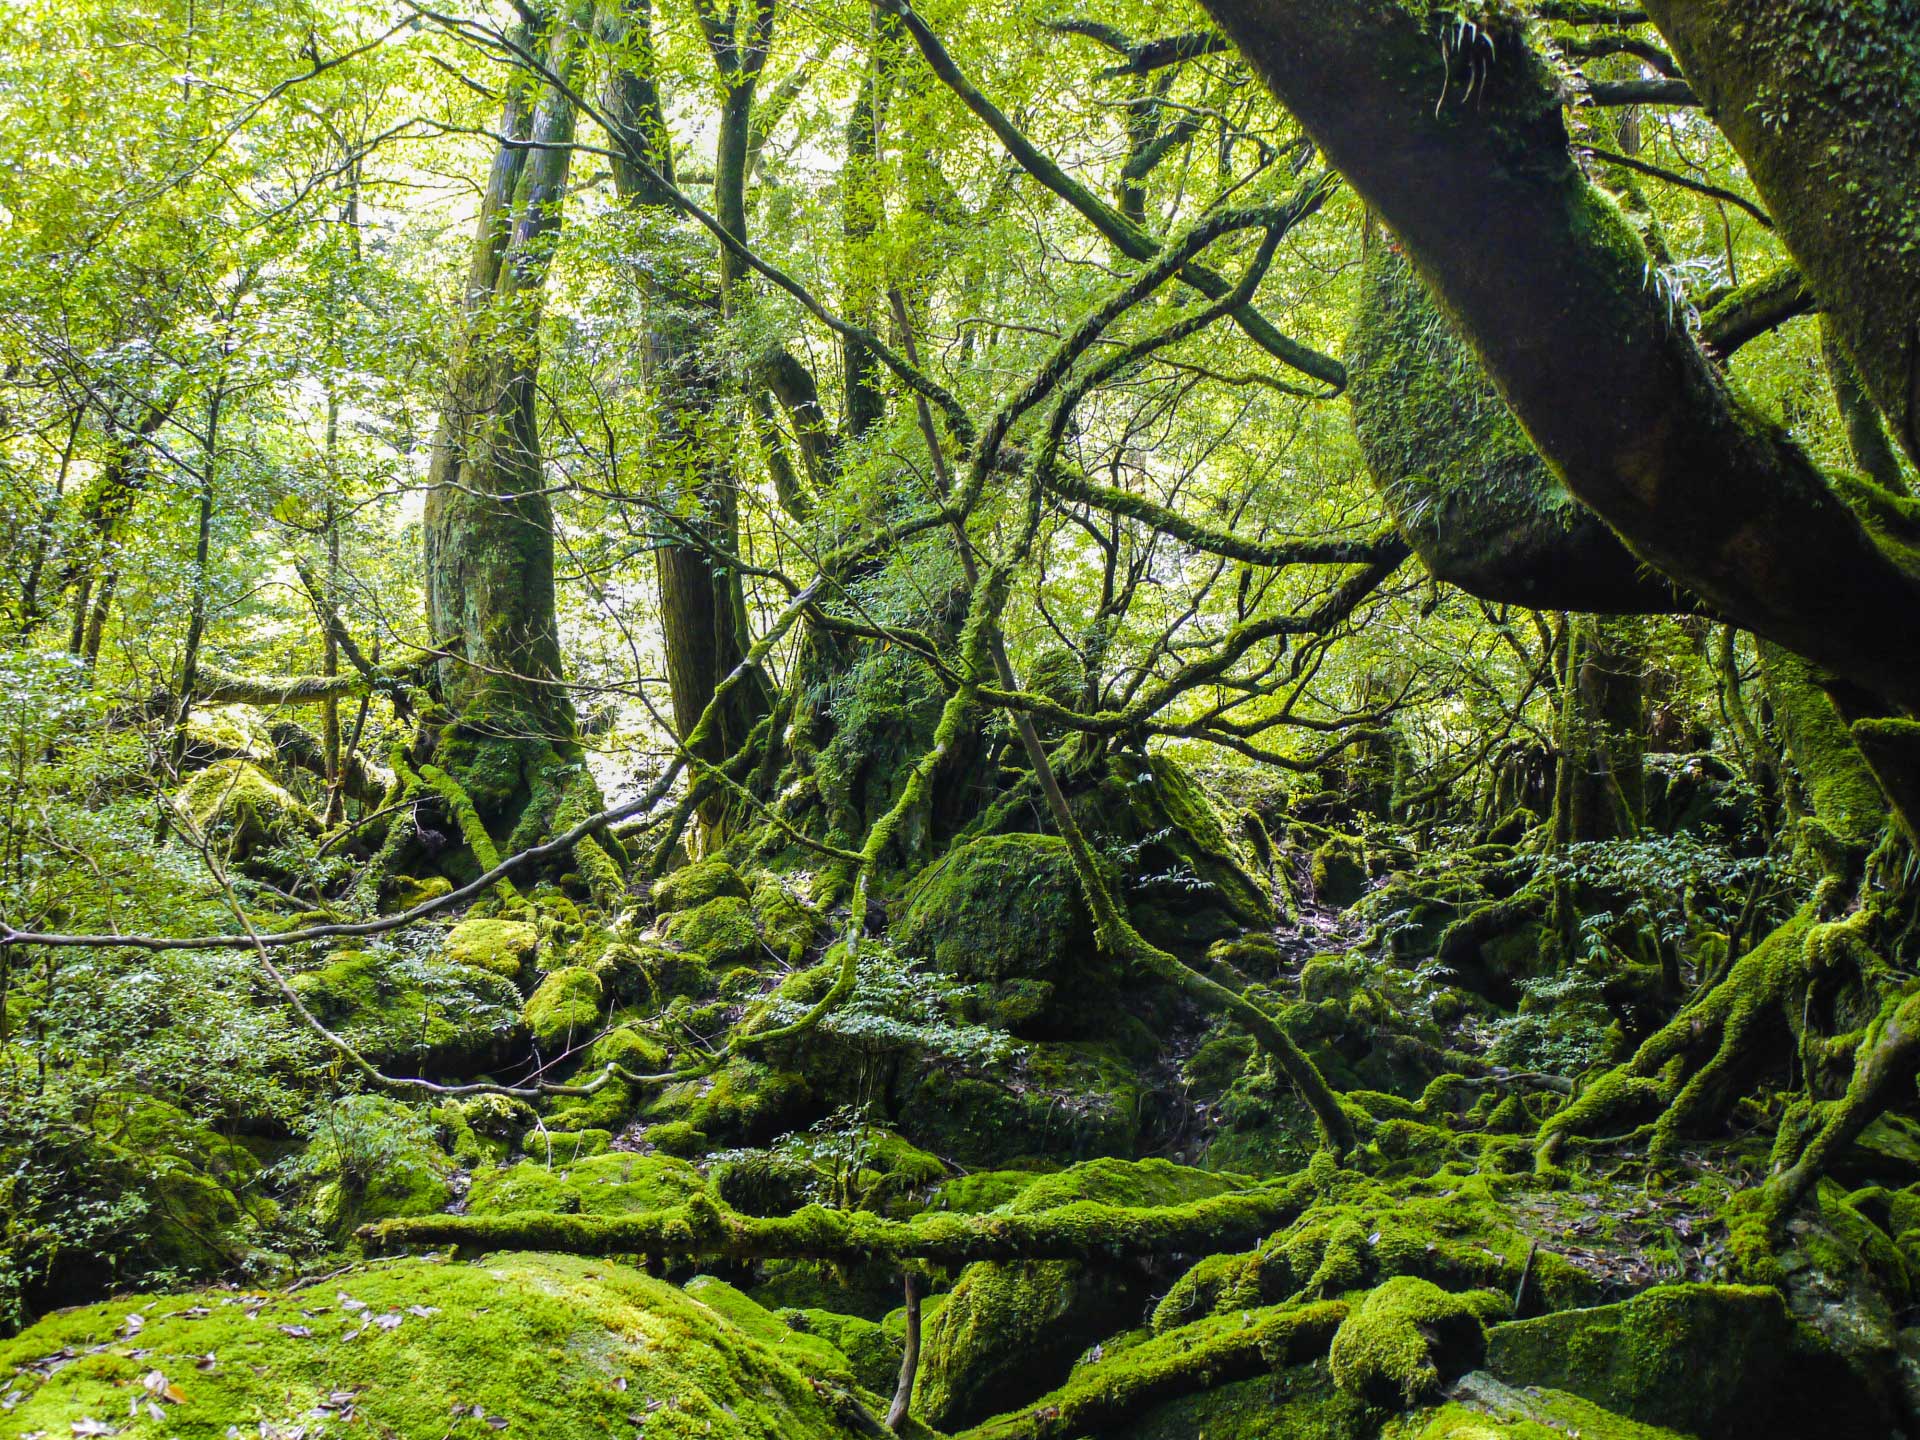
361;1180;1306;1268
1327;1277;1488;1411
956;1299;1346;1440
1766;986;1920;1219
1535;907;1816;1170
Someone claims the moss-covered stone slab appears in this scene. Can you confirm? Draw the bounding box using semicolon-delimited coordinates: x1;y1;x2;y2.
465;1151;708;1217
0;1254;886;1439
1485;1281;1874;1439
445;916;540;978
653;857;749;913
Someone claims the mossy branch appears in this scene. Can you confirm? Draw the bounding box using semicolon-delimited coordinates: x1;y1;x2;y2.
358;1182;1309;1266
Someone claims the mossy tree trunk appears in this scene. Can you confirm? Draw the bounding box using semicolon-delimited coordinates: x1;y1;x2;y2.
415;9;619;900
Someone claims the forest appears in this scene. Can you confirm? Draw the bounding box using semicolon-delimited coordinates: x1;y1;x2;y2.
1;0;1917;1435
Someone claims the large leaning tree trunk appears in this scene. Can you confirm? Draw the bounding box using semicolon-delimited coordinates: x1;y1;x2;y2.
416;8;622;900
1200;0;1920;1216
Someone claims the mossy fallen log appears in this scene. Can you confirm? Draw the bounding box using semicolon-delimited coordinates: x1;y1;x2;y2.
360;1181;1309;1267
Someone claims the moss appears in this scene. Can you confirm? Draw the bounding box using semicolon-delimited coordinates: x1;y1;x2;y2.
596;940;714;1005
525;1127;613;1163
1484;1281;1865;1439
521;965;604;1051
897;833;1093;1032
682;1276;856;1385
445;916;540;980
1328;1276;1488;1409
0;1253;880;1439
644;1120;709;1157
1096;1362;1372;1440
750;872;827;963
465;1151;707;1217
654;857;749;913
651;1057;812;1146
664;895;763;966
958;1299;1348;1440
1311;835;1369;908
177;758;319;857
784;1307;903;1393
894;1041;1145;1166
916;1159;1249;1429
1395;1386;1689;1439
305;1095;453;1235
927;1170;1046;1214
289;948;523;1072
391;873;454;910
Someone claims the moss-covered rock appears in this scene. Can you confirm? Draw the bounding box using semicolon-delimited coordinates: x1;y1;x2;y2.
682;1276;857;1386
522;965;603;1050
1328;1276;1489;1409
750;872;827;963
596;940;713;1005
289;948;524;1073
893;1040;1145;1167
444;916;540;979
784;1307;903;1393
915;1158;1249;1430
178;758;319;858
665;895;763;966
649;1057;812;1146
0;1253;887;1439
1485;1282;1875;1439
1069;750;1276;949
1392;1375;1689;1440
1311;835;1369;908
1103;1361;1372;1440
390;873;455;910
653;857;750;913
465;1151;707;1217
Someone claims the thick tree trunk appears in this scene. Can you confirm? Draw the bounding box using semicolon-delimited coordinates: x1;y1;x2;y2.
1202;0;1920;712
1641;0;1920;470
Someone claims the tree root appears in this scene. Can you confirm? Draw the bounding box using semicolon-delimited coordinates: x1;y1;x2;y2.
358;1181;1310;1268
955;1300;1347;1440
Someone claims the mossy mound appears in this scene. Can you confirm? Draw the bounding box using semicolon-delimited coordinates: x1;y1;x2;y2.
289;948;523;1072
177;758;318;858
0;1253;885;1439
893;1040;1145;1167
304;1094;453;1235
597;940;713;1005
1069;750;1275;949
1484;1281;1877;1439
664;895;763;967
1327;1276;1489;1409
783;1307;903;1392
465;1151;708;1217
390;873;455;910
522;965;603;1050
444;916;540;979
1099;1362;1373;1440
896;832;1095;1036
653;857;749;913
1311;835;1370;908
1391;1374;1689;1440
916;1158;1249;1430
749;872;826;963
682;1276;858;1386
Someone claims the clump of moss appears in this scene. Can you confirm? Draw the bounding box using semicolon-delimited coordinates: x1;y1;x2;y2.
391;873;454;910
303;1094;453;1235
1328;1276;1489;1409
0;1253;880;1439
522;966;603;1050
596;940;712;1004
750;872;827;963
682;1276;857;1386
897;833;1091;993
1311;835;1370;908
465;1151;708;1217
653;857;749;913
290;948;523;1072
445;916;540;980
178;758;319;857
665;895;763;966
783;1306;903;1392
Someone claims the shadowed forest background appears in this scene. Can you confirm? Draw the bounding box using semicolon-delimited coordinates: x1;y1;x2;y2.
2;0;1919;1436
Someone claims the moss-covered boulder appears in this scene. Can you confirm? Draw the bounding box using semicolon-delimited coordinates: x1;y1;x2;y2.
1069;750;1276;949
653;857;748;913
893;1040;1145;1167
750;872;827;963
390;873;454;910
523;965;603;1050
1485;1282;1877;1439
1329;1277;1489;1409
289;948;523;1072
681;1276;859;1386
915;1158;1249;1430
783;1307;903;1393
0;1254;890;1439
1396;1373;1689;1439
465;1151;707;1217
596;940;713;1004
444;916;540;979
665;894;763;966
177;758;319;858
